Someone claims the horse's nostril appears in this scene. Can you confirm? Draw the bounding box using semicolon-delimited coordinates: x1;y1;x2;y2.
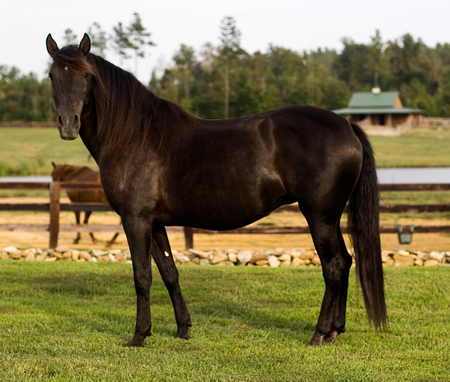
58;115;63;125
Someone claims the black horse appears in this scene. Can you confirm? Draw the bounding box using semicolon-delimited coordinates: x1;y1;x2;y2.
46;33;387;347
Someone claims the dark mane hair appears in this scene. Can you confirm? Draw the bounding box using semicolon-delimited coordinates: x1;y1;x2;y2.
50;46;198;147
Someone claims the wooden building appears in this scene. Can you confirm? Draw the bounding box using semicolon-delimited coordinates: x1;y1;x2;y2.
333;89;426;130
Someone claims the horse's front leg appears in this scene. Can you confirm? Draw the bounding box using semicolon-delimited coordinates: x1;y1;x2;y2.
122;215;153;347
151;222;192;339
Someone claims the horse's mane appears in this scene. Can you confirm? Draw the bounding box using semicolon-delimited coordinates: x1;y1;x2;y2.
50;45;198;147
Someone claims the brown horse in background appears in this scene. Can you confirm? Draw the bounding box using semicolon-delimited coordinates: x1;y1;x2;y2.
51;163;119;246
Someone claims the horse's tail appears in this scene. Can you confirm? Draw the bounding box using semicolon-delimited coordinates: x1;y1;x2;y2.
348;122;387;331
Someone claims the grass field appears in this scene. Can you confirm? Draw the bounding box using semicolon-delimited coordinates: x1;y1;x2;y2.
1;127;450;176
0;262;449;381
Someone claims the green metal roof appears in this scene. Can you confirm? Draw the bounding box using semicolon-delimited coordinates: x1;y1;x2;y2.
332;90;426;115
348;91;399;108
333;107;426;115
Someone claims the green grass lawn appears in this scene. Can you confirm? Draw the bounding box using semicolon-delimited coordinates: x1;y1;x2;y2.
370;129;450;168
1;127;450;177
0;128;94;176
0;262;449;381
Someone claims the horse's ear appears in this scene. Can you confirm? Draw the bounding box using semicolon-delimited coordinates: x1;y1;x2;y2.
51;161;56;168
79;33;91;57
46;34;59;57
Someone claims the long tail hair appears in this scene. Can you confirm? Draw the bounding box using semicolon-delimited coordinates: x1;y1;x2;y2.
348;122;387;331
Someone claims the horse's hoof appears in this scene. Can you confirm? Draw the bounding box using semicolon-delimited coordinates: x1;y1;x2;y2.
175;328;190;340
307;335;325;346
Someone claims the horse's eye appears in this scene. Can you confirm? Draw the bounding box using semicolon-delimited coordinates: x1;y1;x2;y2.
48;73;53;80
84;73;89;79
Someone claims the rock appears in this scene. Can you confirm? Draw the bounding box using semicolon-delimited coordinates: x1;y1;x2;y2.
395;249;410;257
414;258;424;266
280;261;291;267
415;251;429;260
311;255;321;266
278;254;292;262
382;259;395;267
10;251;22;259
25;251;35;261
211;252;228;264
289;248;305;257
189;249;211;259
45;257;57;262
114;252;127;263
237;250;253;265
4;246;18;254
62;251;72;259
173;253;190;263
300;251;315;260
199;259;210;266
1;252;12;260
393;254;415;267
255;259;268;266
227;253;238;263
250;250;266;264
53;252;63;259
55;245;70;253
429;251;445;261
424;259;439;267
267;255;280;268
78;251;92;261
381;250;394;262
91;249;107;257
35;252;48;261
71;251;79;261
290;257;304;267
265;249;284;256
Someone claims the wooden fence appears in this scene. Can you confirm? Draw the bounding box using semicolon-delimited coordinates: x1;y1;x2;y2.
1;180;450;249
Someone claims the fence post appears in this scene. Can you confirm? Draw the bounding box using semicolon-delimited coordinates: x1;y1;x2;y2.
49;181;61;248
183;227;194;249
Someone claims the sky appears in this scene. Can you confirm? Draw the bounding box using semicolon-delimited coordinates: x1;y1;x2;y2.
2;0;450;84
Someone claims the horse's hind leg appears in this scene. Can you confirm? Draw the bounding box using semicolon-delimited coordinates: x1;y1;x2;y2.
305;214;352;346
151;222;192;339
83;211;97;243
73;211;81;244
330;228;353;338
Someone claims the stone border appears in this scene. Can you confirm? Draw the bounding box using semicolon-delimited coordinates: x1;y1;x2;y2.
1;246;450;267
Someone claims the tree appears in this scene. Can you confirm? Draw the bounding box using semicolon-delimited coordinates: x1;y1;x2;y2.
367;30;386;89
127;12;155;74
172;44;197;111
218;16;243;118
112;13;155;74
87;22;109;57
63;29;77;45
111;22;131;64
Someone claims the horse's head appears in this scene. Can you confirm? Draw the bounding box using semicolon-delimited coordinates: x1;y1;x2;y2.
46;33;93;140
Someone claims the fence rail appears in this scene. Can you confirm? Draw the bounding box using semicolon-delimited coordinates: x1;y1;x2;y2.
0;180;450;249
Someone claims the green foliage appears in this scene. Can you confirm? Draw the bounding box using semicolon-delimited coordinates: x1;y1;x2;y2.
0;263;449;381
3;26;450;122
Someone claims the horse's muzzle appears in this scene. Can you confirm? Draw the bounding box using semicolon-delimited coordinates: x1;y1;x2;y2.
58;115;81;140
